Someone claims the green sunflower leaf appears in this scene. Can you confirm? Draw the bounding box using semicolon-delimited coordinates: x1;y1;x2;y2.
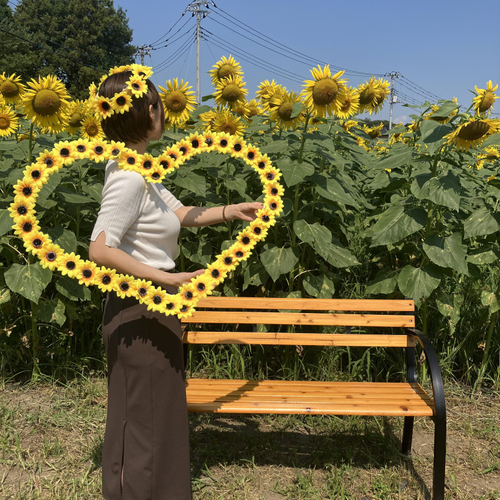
481;290;500;314
0;209;13;237
4;263;52;304
303;273;335;298
464;207;500;239
367;205;427;247
55;276;91;301
423;232;469;275
0;287;11;305
260;244;299;282
467;244;500;265
366;269;399;295
276;157;314;187
397;264;442;305
34;299;66;326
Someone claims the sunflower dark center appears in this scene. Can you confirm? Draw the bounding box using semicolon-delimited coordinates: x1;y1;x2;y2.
197;283;206;291
180;305;188;312
101;101;111;111
22;187;32;196
17;205;28;216
165;91;187;113
258;161;265;169
0;80;19;98
138;287;147;296
153;295;162;304
169;153;177;160
132;83;140;90
180;147;187;155
266;173;275;180
184;291;193;300
152;173;160;180
253;227;262;235
69;112;83;128
221;83;242;103
116;96;126;106
112;148;120;156
143;160;152;169
217;64;236;80
101;275;112;285
86;124;99;136
262;215;270;223
0;116;10;129
211;269;220;278
458;121;490;141
242;236;250;245
277;101;293;120
127;156;136;165
191;139;199;148
205;138;213;146
166;302;175;310
44;158;54;167
359;86;377;105
247;151;255;160
46;251;56;261
271;188;278;195
82;269;92;278
270;202;277;210
66;261;75;270
32;89;61;116
29;170;40;181
22;222;32;232
222;122;237;135
120;282;130;291
235;251;244;258
224;256;233;265
220;139;228;147
312;79;338;106
77;145;86;153
160;160;169;169
33;238;43;248
94;146;104;155
233;143;242;152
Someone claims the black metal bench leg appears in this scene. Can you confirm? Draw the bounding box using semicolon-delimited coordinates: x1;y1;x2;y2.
433;415;446;500
402;416;414;455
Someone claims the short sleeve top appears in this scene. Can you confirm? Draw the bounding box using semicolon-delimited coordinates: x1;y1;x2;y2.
90;160;183;271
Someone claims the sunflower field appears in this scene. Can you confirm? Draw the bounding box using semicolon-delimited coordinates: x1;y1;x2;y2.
1;58;500;388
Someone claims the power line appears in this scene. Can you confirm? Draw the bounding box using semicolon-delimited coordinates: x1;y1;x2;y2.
154;30;196;71
148;12;187;47
400;75;443;102
212;5;383;78
155;35;197;74
202;27;304;83
150;14;195;49
151;25;196;52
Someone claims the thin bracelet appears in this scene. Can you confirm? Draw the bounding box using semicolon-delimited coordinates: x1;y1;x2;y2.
222;205;228;222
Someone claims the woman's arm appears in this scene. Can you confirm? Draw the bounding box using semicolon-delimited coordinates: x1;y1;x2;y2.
89;232;203;288
175;202;263;227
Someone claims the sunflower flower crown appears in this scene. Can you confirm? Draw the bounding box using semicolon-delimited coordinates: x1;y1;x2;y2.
89;64;154;121
10;130;283;319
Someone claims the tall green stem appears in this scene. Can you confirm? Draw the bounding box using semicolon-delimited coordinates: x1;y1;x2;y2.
27;123;35;163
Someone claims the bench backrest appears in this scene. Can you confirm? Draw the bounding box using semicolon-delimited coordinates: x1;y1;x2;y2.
181;297;417;348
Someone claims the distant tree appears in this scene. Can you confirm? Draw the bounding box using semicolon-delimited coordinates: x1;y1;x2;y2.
0;0;136;98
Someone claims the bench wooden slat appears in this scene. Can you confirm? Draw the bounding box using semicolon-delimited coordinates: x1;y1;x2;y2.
193;297;415;312
183;332;418;347
183;311;415;328
186;380;434;416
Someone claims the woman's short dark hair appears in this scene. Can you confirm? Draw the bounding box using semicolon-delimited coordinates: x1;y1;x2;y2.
97;71;165;143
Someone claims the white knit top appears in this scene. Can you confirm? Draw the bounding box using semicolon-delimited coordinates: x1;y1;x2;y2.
90;160;183;271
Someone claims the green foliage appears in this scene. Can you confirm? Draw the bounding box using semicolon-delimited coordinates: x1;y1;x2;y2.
0;0;135;97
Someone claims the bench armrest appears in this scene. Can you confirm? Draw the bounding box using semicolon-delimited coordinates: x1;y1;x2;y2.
405;328;446;423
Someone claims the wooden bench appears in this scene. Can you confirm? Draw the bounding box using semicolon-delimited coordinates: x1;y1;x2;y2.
181;297;446;500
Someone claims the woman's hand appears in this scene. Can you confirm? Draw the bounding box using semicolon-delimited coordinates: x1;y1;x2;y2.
159;269;205;289
225;202;264;222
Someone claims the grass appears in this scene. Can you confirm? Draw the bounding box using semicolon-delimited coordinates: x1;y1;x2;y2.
0;378;499;499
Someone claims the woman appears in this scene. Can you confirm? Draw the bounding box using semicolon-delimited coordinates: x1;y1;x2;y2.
89;70;262;500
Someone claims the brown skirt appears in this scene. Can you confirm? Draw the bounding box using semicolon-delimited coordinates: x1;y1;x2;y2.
101;291;191;500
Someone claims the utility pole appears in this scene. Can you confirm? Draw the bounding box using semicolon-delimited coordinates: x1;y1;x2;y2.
135;44;153;65
385;71;400;129
185;0;211;105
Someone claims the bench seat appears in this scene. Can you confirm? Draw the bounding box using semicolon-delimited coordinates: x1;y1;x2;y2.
186;379;435;416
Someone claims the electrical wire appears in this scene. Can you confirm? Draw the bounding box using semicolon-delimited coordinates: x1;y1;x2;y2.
148;12;186;47
202;28;304;83
393;89;423;106
154;35;196;73
400;75;443;102
150;14;195;48
202;35;303;85
211;5;383;78
151;25;195;52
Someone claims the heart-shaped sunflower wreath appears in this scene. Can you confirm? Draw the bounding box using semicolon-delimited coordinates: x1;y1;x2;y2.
9;65;284;319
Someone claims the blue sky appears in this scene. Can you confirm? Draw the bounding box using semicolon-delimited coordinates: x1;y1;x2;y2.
116;0;499;123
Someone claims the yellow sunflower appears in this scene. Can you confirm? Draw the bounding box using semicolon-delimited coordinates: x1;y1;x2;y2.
66;99;88;134
247;99;263;117
212;108;246;136
301;65;347;118
95;267;119;293
269;90;305;130
159;79;196;125
23;231;49;256
39;242;63;271
358;77;390;115
80;115;104;140
0;73;25;105
59;252;84;278
472;80;498;116
363;122;384;140
335;87;360;119
13;213;40;237
213;75;248;107
0;105;19;137
78;262;98;286
22;75;70;133
425;97;459;124
230;100;251;120
256;79;283;110
209;55;243;86
444;118;500;151
206;261;228;283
